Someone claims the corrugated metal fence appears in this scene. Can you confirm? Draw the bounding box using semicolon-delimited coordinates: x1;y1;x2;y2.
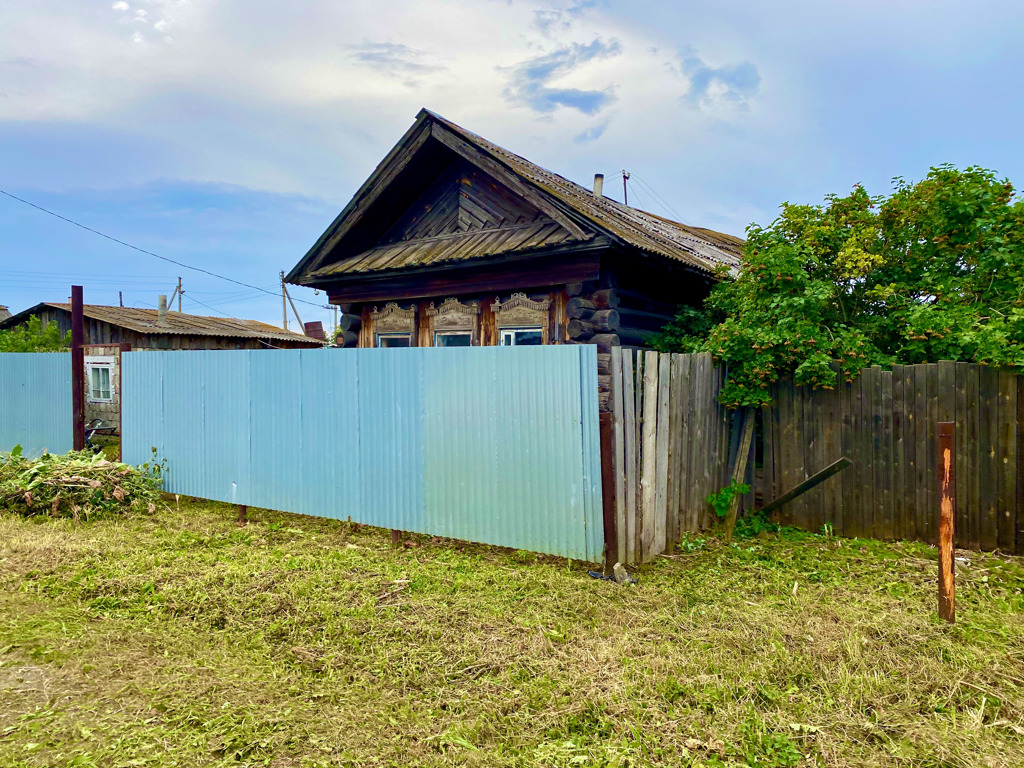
122;346;604;561
0;353;72;458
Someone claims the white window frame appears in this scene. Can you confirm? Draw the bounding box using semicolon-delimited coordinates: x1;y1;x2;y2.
433;330;473;347
500;327;544;346
85;356;115;403
376;332;412;348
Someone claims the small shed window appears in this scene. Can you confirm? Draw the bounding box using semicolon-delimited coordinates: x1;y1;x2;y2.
376;333;411;348
85;356;115;403
500;328;543;346
434;331;472;347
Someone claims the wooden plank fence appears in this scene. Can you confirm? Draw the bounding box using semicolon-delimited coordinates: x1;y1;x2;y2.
607;350;732;564
603;353;1023;564
761;362;1022;554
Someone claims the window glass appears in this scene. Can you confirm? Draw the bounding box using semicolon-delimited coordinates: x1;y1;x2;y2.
500;328;543;346
377;333;411;348
88;366;112;401
434;332;472;347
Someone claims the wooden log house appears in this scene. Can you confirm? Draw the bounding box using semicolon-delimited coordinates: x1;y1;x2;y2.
287;109;743;407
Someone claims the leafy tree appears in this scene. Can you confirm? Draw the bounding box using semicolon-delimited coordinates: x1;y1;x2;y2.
0;315;71;353
654;164;1024;537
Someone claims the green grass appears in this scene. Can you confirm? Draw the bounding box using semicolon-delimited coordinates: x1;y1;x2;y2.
0;500;1021;767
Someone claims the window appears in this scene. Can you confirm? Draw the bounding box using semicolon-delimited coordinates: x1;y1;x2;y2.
376;333;411;348
85;356;115;403
500;327;543;346
434;331;472;347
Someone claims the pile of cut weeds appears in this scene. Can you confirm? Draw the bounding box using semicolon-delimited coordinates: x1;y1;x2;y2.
0;446;161;520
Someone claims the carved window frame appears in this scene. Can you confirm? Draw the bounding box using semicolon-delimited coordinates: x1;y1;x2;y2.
491;293;551;344
426;297;480;346
370;302;416;347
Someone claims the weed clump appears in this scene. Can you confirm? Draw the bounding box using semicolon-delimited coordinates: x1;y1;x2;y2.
0;445;162;520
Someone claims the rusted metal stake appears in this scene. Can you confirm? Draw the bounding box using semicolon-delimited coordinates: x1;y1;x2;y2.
937;422;955;624
237;504;247;526
391;529;402;547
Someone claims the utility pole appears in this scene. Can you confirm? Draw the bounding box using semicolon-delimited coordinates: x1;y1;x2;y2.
119;291;123;308
281;271;288;331
71;286;85;451
177;277;182;312
622;170;630;206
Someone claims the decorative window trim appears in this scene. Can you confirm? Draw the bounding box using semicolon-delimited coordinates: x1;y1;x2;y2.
427;297;479;334
500;327;544;347
370;302;415;333
491;292;551;329
434;330;473;347
376;332;412;348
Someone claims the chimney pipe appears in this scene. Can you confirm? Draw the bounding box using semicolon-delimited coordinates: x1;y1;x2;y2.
593;173;604;197
158;294;167;324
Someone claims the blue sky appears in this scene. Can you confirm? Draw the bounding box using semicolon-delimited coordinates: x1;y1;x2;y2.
2;0;1023;328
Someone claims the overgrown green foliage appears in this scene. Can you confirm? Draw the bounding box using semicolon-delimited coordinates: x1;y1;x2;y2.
0;315;70;353
0;502;1021;766
707;480;751;521
654;165;1024;406
0;447;162;520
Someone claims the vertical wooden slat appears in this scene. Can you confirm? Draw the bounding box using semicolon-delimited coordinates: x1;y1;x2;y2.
633;351;645;560
665;355;678;549
668;354;685;545
925;364;939;545
621;350;637;565
902;366;917;542
936;362;956;546
1017;376;1024;555
863;366;880;539
979;367;998;551
837;376;853;537
691;354;708;529
997;370;1016;551
892;365;905;541
678;354;694;535
879;370;894;540
967;363;981;551
762;400;775;510
777;376;794;526
653;353;671;557
917;364;933;540
640;351;659;561
847;372;864;538
609;348;626;565
954;363;969;550
824;378;841;533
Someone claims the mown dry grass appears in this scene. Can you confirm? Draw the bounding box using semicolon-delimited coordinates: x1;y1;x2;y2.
0;499;1021;767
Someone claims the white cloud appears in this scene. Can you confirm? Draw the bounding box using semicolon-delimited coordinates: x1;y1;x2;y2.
112;1;129;11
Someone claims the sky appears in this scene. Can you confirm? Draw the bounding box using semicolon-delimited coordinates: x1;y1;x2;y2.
2;0;1023;329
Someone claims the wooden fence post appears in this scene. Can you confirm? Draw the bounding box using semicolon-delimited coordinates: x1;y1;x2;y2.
71;285;85;451
937;421;955;623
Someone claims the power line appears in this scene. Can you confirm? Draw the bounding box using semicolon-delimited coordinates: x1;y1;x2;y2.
0;188;330;309
183;294;232;317
628;174;693;225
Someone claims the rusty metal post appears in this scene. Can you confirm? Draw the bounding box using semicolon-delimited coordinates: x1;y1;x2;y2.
599;412;618;572
237;504;247;526
938;421;955;623
391;529;402;547
71;285;85;451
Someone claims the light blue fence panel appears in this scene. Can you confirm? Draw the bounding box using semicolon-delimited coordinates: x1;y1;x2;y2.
0;353;72;458
122;346;603;561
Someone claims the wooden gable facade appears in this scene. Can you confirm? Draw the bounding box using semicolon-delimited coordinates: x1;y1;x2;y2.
287;109;744;355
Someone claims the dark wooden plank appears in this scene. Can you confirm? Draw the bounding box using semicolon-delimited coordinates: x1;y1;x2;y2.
997;370;1016;551
777;376;796;527
880;370;895;540
837;376;853;538
760;458;853;516
955;363;969;551
892;365;906;541
967;364;981;551
914;365;930;544
862;366;881;539
1017;375;1024;555
925;364;939;545
847;372;864;538
979;366;998;551
937;362;956;545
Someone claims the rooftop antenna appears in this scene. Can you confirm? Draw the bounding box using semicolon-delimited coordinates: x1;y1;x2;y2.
622;170;631;206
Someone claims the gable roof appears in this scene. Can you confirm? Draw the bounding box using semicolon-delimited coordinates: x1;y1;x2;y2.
1;303;321;346
287;109;742;284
